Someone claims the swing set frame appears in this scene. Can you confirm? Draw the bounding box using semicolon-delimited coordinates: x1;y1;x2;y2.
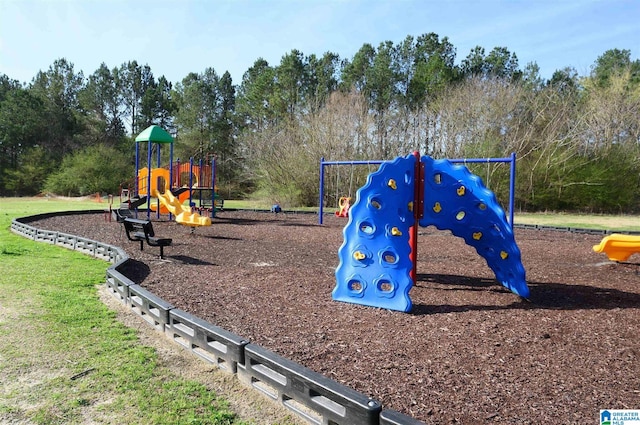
318;153;517;225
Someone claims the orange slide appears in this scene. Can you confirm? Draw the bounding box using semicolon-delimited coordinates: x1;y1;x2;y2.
593;234;640;262
153;189;211;227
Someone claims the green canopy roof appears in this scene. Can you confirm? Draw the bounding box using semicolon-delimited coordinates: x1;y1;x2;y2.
135;125;174;144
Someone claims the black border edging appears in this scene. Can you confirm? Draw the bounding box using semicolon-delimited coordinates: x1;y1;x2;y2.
165;308;249;374
239;343;382;424
11;211;423;425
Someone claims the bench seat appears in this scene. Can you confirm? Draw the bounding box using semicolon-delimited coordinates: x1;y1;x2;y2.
123;218;172;259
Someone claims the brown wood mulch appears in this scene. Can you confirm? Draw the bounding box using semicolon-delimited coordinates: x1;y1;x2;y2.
32;210;640;424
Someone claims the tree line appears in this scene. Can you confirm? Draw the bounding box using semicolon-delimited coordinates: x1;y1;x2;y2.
1;33;639;213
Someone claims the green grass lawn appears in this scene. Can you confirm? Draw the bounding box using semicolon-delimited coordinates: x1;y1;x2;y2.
514;211;640;232
0;197;250;425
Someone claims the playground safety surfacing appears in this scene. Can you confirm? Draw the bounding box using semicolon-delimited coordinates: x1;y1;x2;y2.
33;210;640;424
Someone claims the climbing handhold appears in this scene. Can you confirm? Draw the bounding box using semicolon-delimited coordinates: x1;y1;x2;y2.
408;201;413;212
457;186;466;196
500;251;509;259
388;179;397;190
433;202;442;213
391;227;402;236
473;232;482;240
353;251;366;261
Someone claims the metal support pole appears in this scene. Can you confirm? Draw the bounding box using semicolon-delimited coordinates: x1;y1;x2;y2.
134;142;140;197
189;157;194;207
198;158;203;207
211;157;217;218
509;152;516;228
169;143;174;221
146;141;152;219
156;143;161;219
319;157;325;224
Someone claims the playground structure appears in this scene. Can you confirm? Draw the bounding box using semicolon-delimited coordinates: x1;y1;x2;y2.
593;234;640;262
122;125;223;227
331;152;527;312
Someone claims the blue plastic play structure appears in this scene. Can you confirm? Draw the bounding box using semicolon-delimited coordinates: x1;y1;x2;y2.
333;153;529;312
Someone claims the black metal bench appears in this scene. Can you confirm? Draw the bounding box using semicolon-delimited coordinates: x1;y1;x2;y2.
123;218;172;259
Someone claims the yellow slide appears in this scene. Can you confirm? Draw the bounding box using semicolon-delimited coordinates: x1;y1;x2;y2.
153;189;212;227
150;189;190;214
593;233;640;262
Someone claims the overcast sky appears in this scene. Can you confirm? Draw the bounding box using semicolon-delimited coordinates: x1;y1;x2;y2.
1;0;638;86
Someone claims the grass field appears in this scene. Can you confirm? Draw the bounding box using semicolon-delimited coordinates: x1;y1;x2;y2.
513;211;640;231
0;197;251;425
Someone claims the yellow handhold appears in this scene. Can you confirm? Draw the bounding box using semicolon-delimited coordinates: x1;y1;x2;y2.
433;202;442;213
388;179;397;190
473;232;482;240
500;251;509;260
391;227;402;236
457;186;466;196
353;251;366;261
408;201;413;212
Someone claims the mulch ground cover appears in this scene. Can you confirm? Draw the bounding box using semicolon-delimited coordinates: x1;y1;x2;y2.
32;210;640;424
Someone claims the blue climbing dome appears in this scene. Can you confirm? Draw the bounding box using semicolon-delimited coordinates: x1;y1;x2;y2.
333;154;529;312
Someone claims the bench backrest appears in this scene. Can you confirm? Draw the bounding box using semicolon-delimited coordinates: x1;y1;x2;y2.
123;218;155;237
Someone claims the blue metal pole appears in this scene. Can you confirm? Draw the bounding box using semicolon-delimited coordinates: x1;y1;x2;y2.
321;159;384;166
509;152;516;228
449;156;513;164
319;157;325;224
